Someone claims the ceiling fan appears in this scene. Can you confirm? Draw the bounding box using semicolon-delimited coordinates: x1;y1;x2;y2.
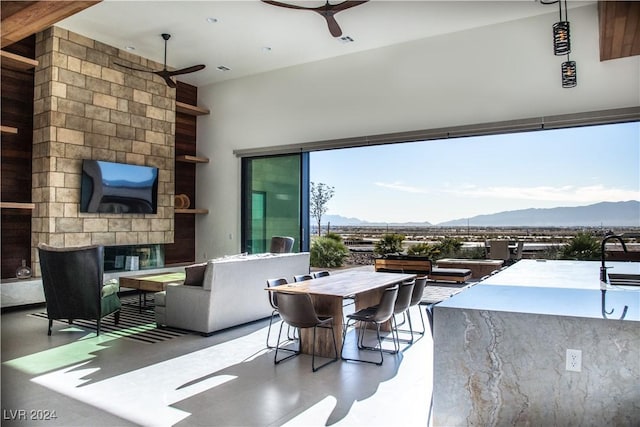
261;0;369;37
114;33;205;88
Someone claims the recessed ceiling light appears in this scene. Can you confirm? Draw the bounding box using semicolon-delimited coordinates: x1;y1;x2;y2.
262;46;272;52
125;46;136;51
206;17;218;24
217;66;231;71
340;36;354;44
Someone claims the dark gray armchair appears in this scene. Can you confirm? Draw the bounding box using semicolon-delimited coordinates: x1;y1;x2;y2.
38;243;121;336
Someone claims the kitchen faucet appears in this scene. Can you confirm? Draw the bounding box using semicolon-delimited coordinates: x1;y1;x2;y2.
600;232;640;285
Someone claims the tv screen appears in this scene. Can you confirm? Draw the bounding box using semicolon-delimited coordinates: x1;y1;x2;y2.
80;160;159;214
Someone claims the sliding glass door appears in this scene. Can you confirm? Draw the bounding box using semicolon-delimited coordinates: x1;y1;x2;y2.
241;153;309;254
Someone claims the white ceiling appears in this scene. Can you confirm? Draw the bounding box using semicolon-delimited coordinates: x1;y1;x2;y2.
57;0;580;88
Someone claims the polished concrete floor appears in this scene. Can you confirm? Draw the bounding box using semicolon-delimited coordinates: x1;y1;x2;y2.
1;300;434;426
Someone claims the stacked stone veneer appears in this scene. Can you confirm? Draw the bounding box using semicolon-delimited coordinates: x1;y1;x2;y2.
32;27;176;275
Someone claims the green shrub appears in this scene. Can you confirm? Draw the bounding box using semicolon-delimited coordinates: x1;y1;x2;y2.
374;233;405;256
434;237;463;257
560;232;601;260
311;237;350;268
324;232;343;242
407;242;436;257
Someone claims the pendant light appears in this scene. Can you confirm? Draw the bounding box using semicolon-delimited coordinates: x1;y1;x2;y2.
553;0;570;55
561;57;577;88
542;0;577;88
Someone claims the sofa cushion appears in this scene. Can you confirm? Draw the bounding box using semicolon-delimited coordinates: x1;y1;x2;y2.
154;290;167;306
184;262;207;286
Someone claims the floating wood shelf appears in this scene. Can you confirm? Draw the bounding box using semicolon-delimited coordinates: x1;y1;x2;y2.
0;202;35;210
176;101;210;116
0;50;38;71
176;155;209;164
1;125;18;134
175;208;209;214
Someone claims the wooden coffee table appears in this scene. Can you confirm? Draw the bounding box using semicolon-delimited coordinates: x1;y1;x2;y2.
119;272;185;311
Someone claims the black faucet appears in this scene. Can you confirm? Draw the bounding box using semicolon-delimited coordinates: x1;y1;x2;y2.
600;232;640;284
599;232;639;320
600;234;628;284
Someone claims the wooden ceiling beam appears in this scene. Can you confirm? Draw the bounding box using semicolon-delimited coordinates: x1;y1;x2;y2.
598;1;640;61
1;1;101;48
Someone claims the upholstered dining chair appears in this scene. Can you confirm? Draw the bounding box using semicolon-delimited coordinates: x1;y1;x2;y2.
269;236;295;253
387;279;415;351
266;277;288;348
37;243;121;336
274;292;338;372
294;274;313;282
341;285;399;366
403;276;428;343
312;271;330;278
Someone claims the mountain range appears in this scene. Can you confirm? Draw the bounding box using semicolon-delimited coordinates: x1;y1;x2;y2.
322;201;640;227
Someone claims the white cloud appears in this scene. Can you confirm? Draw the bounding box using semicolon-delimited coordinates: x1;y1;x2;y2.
374;181;429;194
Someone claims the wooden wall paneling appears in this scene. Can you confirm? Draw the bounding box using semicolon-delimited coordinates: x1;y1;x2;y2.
164;81;200;265
1;36;35;279
1;33;36;58
1;212;32;279
176;81;198;105
168;215;196;264
175;114;197;146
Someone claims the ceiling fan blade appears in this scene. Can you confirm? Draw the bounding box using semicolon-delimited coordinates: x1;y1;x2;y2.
261;0;311;11
168;64;206;76
113;62;153;73
324;14;343;37
153;70;177;88
331;0;369;13
262;0;368;38
165;77;177;88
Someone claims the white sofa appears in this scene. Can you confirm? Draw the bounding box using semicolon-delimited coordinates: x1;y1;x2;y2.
155;252;310;335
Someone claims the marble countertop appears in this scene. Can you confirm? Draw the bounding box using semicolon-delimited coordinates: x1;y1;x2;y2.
436;260;640;322
479;259;640;289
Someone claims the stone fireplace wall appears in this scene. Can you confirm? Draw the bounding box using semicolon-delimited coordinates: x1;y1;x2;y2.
31;27;176;275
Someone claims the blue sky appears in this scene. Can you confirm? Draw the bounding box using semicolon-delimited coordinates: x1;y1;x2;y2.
310;122;640;224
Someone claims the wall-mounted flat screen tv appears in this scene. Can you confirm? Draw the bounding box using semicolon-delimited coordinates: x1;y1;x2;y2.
80;160;159;214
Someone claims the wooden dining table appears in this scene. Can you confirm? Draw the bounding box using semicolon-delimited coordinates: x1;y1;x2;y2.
266;270;415;358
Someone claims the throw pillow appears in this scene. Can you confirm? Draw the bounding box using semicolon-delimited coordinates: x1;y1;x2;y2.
183;262;207;286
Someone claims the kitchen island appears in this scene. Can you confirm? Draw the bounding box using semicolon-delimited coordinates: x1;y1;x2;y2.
432;260;640;426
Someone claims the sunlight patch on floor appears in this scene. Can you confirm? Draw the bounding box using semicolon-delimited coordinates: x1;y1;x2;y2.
281;396;338;427
26;327;271;426
4;322;162;375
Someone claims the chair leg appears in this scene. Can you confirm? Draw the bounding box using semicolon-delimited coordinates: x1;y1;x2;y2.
114;310;120;325
267;310;298;349
274;322;300;365
47;319;53;336
96;318;101;336
341;319;386;366
396;306;426;344
374;324;384;365
406;309;415;344
360;318;399;354
266;310;277;349
311;322;338;372
416;306;426;336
